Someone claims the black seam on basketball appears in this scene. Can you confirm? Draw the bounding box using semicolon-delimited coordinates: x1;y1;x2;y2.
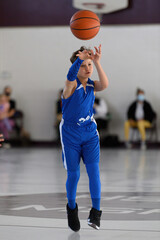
70;17;100;24
77;32;99;40
71;26;100;31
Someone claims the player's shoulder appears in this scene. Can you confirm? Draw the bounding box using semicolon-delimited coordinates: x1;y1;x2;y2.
87;78;94;86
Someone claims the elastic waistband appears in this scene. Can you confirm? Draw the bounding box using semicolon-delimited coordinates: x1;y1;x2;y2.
62;119;92;128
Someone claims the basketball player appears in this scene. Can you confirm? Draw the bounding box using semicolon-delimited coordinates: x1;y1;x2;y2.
60;44;109;231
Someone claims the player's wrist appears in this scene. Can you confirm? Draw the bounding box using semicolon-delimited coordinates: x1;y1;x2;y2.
94;60;101;66
67;57;84;82
76;57;84;63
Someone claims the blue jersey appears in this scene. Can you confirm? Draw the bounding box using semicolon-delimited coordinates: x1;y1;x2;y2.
62;78;95;126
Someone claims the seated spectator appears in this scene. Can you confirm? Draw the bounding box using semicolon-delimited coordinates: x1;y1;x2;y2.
3;86;16;119
0;94;15;140
3;86;22;137
55;89;63;141
0;86;29;146
93;96;108;133
124;88;156;149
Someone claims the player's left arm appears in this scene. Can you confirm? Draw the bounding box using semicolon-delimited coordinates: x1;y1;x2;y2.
91;45;109;92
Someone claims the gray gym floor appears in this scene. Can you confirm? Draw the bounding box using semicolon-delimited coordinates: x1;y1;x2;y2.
0;147;160;239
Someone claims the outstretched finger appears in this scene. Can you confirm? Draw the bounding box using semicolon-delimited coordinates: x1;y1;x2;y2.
94;46;98;53
98;44;102;53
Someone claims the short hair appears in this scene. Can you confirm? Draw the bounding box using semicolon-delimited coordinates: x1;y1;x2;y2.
70;46;91;63
4;86;12;91
136;88;145;95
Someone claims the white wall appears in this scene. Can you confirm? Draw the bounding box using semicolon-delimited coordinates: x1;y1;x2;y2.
0;25;160;141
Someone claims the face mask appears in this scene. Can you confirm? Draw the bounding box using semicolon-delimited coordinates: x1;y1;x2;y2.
5;92;10;97
137;94;145;101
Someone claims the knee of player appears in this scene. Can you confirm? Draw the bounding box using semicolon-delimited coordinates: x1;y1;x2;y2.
67;170;80;182
86;163;100;177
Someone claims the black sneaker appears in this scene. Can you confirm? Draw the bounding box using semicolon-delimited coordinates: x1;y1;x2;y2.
66;203;80;232
88;208;102;230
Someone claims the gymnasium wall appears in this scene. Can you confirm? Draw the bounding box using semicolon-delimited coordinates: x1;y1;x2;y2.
0;25;160;141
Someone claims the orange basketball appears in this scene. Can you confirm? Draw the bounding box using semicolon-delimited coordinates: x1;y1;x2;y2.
70;10;100;40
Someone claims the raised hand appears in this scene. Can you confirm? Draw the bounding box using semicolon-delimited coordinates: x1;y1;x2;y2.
76;49;92;61
90;44;101;64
